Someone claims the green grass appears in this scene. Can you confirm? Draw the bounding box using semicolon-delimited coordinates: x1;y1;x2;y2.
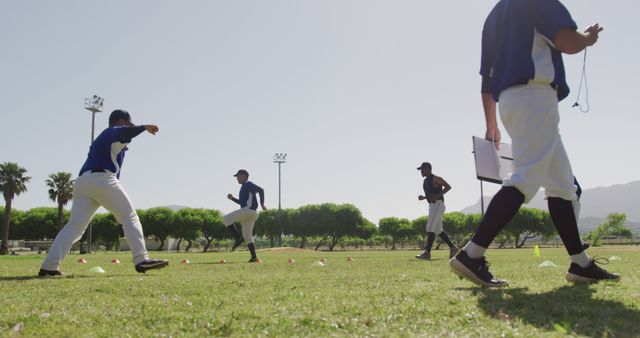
1;247;639;337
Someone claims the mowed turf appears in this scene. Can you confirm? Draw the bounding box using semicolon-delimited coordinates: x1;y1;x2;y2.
1;247;639;337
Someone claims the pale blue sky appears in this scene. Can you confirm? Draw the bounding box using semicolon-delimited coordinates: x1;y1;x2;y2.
1;1;638;223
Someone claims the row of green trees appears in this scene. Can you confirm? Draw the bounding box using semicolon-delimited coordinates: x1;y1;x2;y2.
1;204;372;252
377;207;558;250
585;213;633;245
2;161;634;254
1;161;73;255
3;203;583;252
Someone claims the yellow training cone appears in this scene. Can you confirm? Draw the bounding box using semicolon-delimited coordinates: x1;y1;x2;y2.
533;245;541;257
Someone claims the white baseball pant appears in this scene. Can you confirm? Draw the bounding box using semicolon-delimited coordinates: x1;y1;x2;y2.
499;83;577;203
426;200;446;234
41;172;149;270
223;208;258;244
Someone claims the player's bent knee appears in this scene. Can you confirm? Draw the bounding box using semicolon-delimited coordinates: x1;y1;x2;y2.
223;216;234;226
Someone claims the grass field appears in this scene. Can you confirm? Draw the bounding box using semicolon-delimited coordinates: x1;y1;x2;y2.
1;247;639;337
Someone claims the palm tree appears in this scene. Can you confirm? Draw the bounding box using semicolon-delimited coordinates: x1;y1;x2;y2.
46;172;74;233
0;162;31;255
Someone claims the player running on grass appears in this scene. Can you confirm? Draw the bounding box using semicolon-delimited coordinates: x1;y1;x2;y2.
415;162;459;260
450;0;619;287
39;110;168;276
223;169;267;262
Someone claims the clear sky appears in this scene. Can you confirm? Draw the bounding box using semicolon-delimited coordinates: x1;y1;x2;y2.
1;0;638;223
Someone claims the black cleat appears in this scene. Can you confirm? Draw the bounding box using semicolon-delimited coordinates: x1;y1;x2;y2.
450;250;508;288
415;252;431;260
135;259;169;273
38;269;66;277
231;238;244;251
566;258;620;283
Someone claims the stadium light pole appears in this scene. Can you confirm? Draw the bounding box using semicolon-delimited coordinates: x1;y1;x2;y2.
84;95;104;253
273;153;287;246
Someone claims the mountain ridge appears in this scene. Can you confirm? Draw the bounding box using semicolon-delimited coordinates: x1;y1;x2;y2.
459;180;640;233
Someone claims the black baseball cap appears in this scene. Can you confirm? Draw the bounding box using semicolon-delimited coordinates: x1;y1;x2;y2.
233;169;249;177
109;109;134;127
416;162;431;170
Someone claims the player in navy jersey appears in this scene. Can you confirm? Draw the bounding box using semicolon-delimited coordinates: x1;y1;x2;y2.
415;162;458;260
39;110;168;276
223;169;267;262
450;0;618;287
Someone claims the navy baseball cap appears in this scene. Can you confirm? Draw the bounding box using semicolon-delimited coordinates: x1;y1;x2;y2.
109;109;134;127
417;162;431;170
233;169;249;177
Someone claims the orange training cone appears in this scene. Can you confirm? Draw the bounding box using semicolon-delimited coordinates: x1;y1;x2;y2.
347;257;353;262
288;258;296;264
320;258;327;263
219;259;227;264
111;259;120;264
78;258;87;264
181;259;190;264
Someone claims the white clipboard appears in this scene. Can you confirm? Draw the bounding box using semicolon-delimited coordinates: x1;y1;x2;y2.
472;136;513;184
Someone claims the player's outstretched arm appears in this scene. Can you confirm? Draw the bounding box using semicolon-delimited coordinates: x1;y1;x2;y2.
144;125;159;135
116;125;159;143
116;125;146;143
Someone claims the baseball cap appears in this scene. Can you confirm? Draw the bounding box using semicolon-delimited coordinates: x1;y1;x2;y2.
109;109;134;127
416;162;431;170
233;169;249;177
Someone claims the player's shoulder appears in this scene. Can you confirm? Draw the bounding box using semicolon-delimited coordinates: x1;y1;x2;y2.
94;126;120;140
246;181;262;189
433;174;446;182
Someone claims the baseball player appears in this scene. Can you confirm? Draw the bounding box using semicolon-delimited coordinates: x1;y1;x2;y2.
451;0;619;287
39;110;168;276
223;169;267;262
414;162;458;260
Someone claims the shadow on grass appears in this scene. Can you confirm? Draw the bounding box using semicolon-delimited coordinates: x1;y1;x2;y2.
473;284;639;336
0;276;46;281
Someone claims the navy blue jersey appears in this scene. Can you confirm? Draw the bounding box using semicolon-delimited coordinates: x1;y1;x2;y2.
79;126;146;178
480;0;577;101
237;181;264;210
423;175;444;202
